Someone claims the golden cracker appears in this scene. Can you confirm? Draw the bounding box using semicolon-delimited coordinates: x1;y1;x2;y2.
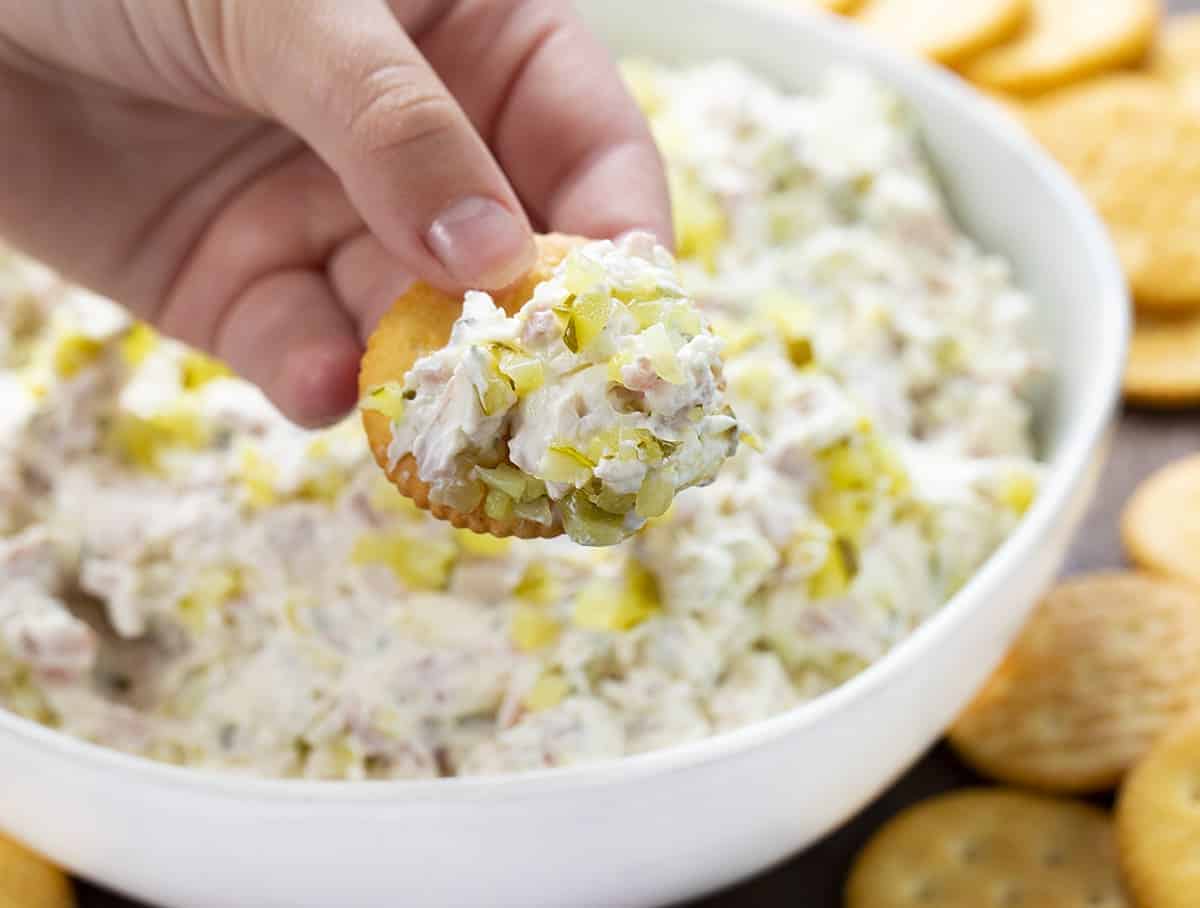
0;833;75;908
949;572;1200;793
1116;720;1200;908
1023;75;1200;315
1149;13;1200;110
961;0;1160;96
845;788;1129;908
359;234;582;539
855;0;1028;66
1122;453;1200;586
1124;312;1200;408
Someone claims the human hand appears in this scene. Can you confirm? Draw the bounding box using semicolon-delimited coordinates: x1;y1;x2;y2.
0;0;671;425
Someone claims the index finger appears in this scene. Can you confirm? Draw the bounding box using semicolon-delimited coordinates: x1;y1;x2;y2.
414;0;674;247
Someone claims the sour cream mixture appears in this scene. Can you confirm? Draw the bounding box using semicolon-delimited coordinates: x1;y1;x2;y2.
0;62;1044;779
368;233;739;545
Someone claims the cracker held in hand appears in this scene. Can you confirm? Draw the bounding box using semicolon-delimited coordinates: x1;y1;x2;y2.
961;0;1159;96
0;833;76;908
1116;720;1200;908
845;788;1130;908
359;232;740;545
855;0;1028;65
949;572;1200;793
1124;312;1200;407
1123;454;1200;585
1024;75;1200;315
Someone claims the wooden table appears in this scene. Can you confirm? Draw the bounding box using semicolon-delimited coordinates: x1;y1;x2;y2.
77;2;1200;904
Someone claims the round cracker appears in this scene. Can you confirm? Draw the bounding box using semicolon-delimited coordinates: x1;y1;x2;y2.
0;834;75;908
855;0;1028;66
1022;75;1200;315
949;572;1200;793
845;788;1129;908
1123;454;1200;585
1124;312;1200;408
1116;720;1200;908
1149;13;1200;111
961;0;1160;96
359;233;582;539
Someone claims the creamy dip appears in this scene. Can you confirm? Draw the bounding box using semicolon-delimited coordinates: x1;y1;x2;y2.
0;62;1044;779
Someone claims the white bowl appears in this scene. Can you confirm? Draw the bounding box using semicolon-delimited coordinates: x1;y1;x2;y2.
0;2;1128;906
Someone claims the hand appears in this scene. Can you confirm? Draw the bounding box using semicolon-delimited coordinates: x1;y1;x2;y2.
0;0;671;425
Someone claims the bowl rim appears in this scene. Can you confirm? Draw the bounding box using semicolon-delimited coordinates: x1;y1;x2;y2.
0;0;1129;804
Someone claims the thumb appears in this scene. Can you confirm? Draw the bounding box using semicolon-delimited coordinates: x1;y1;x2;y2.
233;0;536;292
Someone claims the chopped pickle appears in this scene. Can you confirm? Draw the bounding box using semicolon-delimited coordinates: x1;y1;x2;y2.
297;472;345;504
811;486;872;543
513;496;553;526
432;478;486;514
571;291;613;351
561;493;629;546
667;304;704;337
635;468;675;519
628;299;664;331
236;447;279;508
641;323;684;384
455;527;512;557
53;333;104;378
474;463;528;501
360;382;408;422
523;672;570;711
740;432;764;452
573;559;660;631
807;542;852;600
997;471;1037;515
542;445;595;485
497;350;544;396
510;604;560;651
109;407;209;472
478;370;517;417
589;486;638;516
181;352;233;390
177;566;243;634
670;168;726;273
119;322;158;366
484;488;515;521
351;533;457;591
514;563;559;605
563;253;607;296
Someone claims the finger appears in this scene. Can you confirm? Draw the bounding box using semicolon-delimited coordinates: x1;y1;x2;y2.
327;230;414;344
231;0;536;291
417;0;674;246
214;269;362;428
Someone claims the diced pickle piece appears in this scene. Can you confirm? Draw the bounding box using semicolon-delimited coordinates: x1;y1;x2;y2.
523;672;570;711
571;290;613;351
484;488;515;521
513;496;553;526
561;493;629;546
514;563;559;605
541;445;595;485
641;323;685;384
474;463;529;501
53;333;104;378
635;468;675;519
510;605;560;651
351;533;457;591
497;350;545;396
181;352;233;390
573;559;660;630
454;528;512;557
360;382;408;422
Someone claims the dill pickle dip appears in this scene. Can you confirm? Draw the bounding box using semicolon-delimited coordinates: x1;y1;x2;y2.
363;234;740;545
0;62;1044;779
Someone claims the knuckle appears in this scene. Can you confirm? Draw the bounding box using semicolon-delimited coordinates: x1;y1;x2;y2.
345;66;460;156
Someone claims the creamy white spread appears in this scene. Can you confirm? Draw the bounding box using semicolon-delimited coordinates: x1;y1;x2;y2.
0;62;1045;779
369;234;739;545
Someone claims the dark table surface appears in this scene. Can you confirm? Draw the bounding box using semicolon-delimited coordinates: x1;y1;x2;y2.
76;1;1200;905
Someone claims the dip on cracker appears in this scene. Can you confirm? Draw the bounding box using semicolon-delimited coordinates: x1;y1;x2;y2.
359;232;740;545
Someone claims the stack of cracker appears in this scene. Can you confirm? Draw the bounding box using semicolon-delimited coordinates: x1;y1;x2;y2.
839;453;1200;907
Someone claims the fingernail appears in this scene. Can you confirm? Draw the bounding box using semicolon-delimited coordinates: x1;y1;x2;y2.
426;197;536;289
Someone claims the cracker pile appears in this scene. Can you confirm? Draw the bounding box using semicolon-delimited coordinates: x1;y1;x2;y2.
841;451;1200;906
0;832;75;908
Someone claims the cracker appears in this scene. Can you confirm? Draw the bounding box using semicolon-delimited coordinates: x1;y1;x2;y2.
949;572;1200;793
855;0;1028;65
845;788;1129;908
961;0;1160;96
359;234;581;539
1124;312;1200;408
1123;454;1200;585
0;833;75;908
1116;720;1200;908
1023;75;1200;315
1149;13;1200;110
